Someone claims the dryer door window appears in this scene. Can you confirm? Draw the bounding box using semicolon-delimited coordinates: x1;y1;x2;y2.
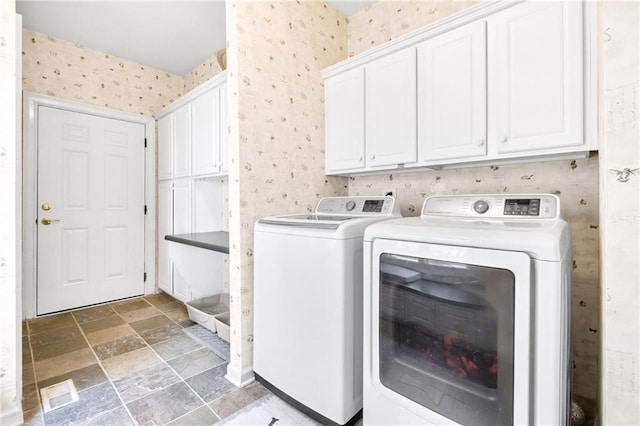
378;253;515;426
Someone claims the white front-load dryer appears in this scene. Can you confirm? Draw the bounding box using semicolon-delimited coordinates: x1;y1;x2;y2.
253;196;400;426
363;194;572;426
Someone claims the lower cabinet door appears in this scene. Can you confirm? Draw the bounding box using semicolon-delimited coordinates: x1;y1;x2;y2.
158;181;173;294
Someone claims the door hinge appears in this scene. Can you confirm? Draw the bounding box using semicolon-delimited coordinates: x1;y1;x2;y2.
144;205;147;215
144;138;147;148
144;272;147;282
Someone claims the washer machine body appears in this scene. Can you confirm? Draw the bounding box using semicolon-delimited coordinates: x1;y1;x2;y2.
254;196;400;425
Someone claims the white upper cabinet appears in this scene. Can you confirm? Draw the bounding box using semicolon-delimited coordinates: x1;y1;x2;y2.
491;1;583;154
325;67;365;173
321;0;595;175
324;48;417;174
173;104;191;178
191;89;220;176
418;21;487;162
155;72;228;179
366;47;417;168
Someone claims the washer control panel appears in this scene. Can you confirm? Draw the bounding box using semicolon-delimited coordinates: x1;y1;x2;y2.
422;194;559;219
316;196;397;216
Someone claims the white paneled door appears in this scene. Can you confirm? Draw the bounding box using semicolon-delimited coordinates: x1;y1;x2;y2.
37;106;145;315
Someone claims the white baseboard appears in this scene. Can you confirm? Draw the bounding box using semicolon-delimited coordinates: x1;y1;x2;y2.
0;404;23;426
225;363;255;388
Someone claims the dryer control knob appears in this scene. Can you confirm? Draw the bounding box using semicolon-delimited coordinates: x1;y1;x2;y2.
346;200;356;211
473;200;490;214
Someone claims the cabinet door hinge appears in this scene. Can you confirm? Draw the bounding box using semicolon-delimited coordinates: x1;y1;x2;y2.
144;205;147;215
144;138;147;148
144;272;147;282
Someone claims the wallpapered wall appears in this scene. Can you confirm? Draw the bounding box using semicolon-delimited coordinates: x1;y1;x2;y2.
600;2;640;423
347;0;480;57
0;1;22;424
345;0;600;402
183;50;224;94
225;0;348;375
22;29;183;115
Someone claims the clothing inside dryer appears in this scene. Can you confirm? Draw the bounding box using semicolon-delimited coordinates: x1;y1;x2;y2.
378;253;515;426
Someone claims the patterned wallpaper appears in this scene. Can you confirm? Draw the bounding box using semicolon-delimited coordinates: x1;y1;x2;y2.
345;0;600;402
226;0;348;374
347;0;481;57
600;1;640;423
183;49;225;93
22;29;183;116
0;1;22;423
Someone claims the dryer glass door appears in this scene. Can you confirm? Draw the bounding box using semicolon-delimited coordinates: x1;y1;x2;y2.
371;241;531;426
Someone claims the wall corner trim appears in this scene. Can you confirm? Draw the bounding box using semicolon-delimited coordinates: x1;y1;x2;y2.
225;363;255;388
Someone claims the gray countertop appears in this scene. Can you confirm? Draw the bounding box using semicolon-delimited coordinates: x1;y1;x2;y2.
164;231;229;254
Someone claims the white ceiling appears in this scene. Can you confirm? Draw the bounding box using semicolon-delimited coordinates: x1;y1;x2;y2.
16;0;374;76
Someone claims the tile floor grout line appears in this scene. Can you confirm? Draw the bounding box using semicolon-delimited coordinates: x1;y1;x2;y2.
141;338;221;424
109;296;217;425
24;319;44;421
69;303;139;426
136;296;230;424
101;296;181;425
26;295;237;426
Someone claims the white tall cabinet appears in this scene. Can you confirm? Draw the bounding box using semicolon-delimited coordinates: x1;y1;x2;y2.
155;72;227;301
157;181;172;294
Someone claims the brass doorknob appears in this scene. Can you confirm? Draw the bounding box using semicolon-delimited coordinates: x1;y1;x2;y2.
41;217;60;225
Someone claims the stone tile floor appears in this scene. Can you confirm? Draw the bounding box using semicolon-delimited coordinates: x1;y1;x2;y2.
22;293;270;425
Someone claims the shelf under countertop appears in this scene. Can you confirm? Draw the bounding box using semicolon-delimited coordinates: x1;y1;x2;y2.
164;231;229;254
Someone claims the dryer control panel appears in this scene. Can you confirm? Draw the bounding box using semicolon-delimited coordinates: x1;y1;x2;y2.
422;194;559;219
316;196;398;217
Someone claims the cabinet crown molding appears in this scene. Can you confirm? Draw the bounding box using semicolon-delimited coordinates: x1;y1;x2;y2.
154;70;227;119
322;0;523;79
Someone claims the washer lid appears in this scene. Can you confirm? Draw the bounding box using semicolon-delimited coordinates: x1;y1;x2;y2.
258;214;353;229
256;196;401;231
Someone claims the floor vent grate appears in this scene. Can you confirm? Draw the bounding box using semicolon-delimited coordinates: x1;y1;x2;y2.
40;379;79;413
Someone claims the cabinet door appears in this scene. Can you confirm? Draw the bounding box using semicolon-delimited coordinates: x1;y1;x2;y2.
219;83;229;174
172;178;192;235
157;115;173;181
158;181;173;294
325;67;366;172
191;89;220;176
171;178;192;302
366;48;417;167
418;21;487;162
173;104;191;178
491;1;583;154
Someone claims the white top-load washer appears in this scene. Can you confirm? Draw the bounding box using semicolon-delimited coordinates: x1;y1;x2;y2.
363;194;572;426
254;196;401;426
